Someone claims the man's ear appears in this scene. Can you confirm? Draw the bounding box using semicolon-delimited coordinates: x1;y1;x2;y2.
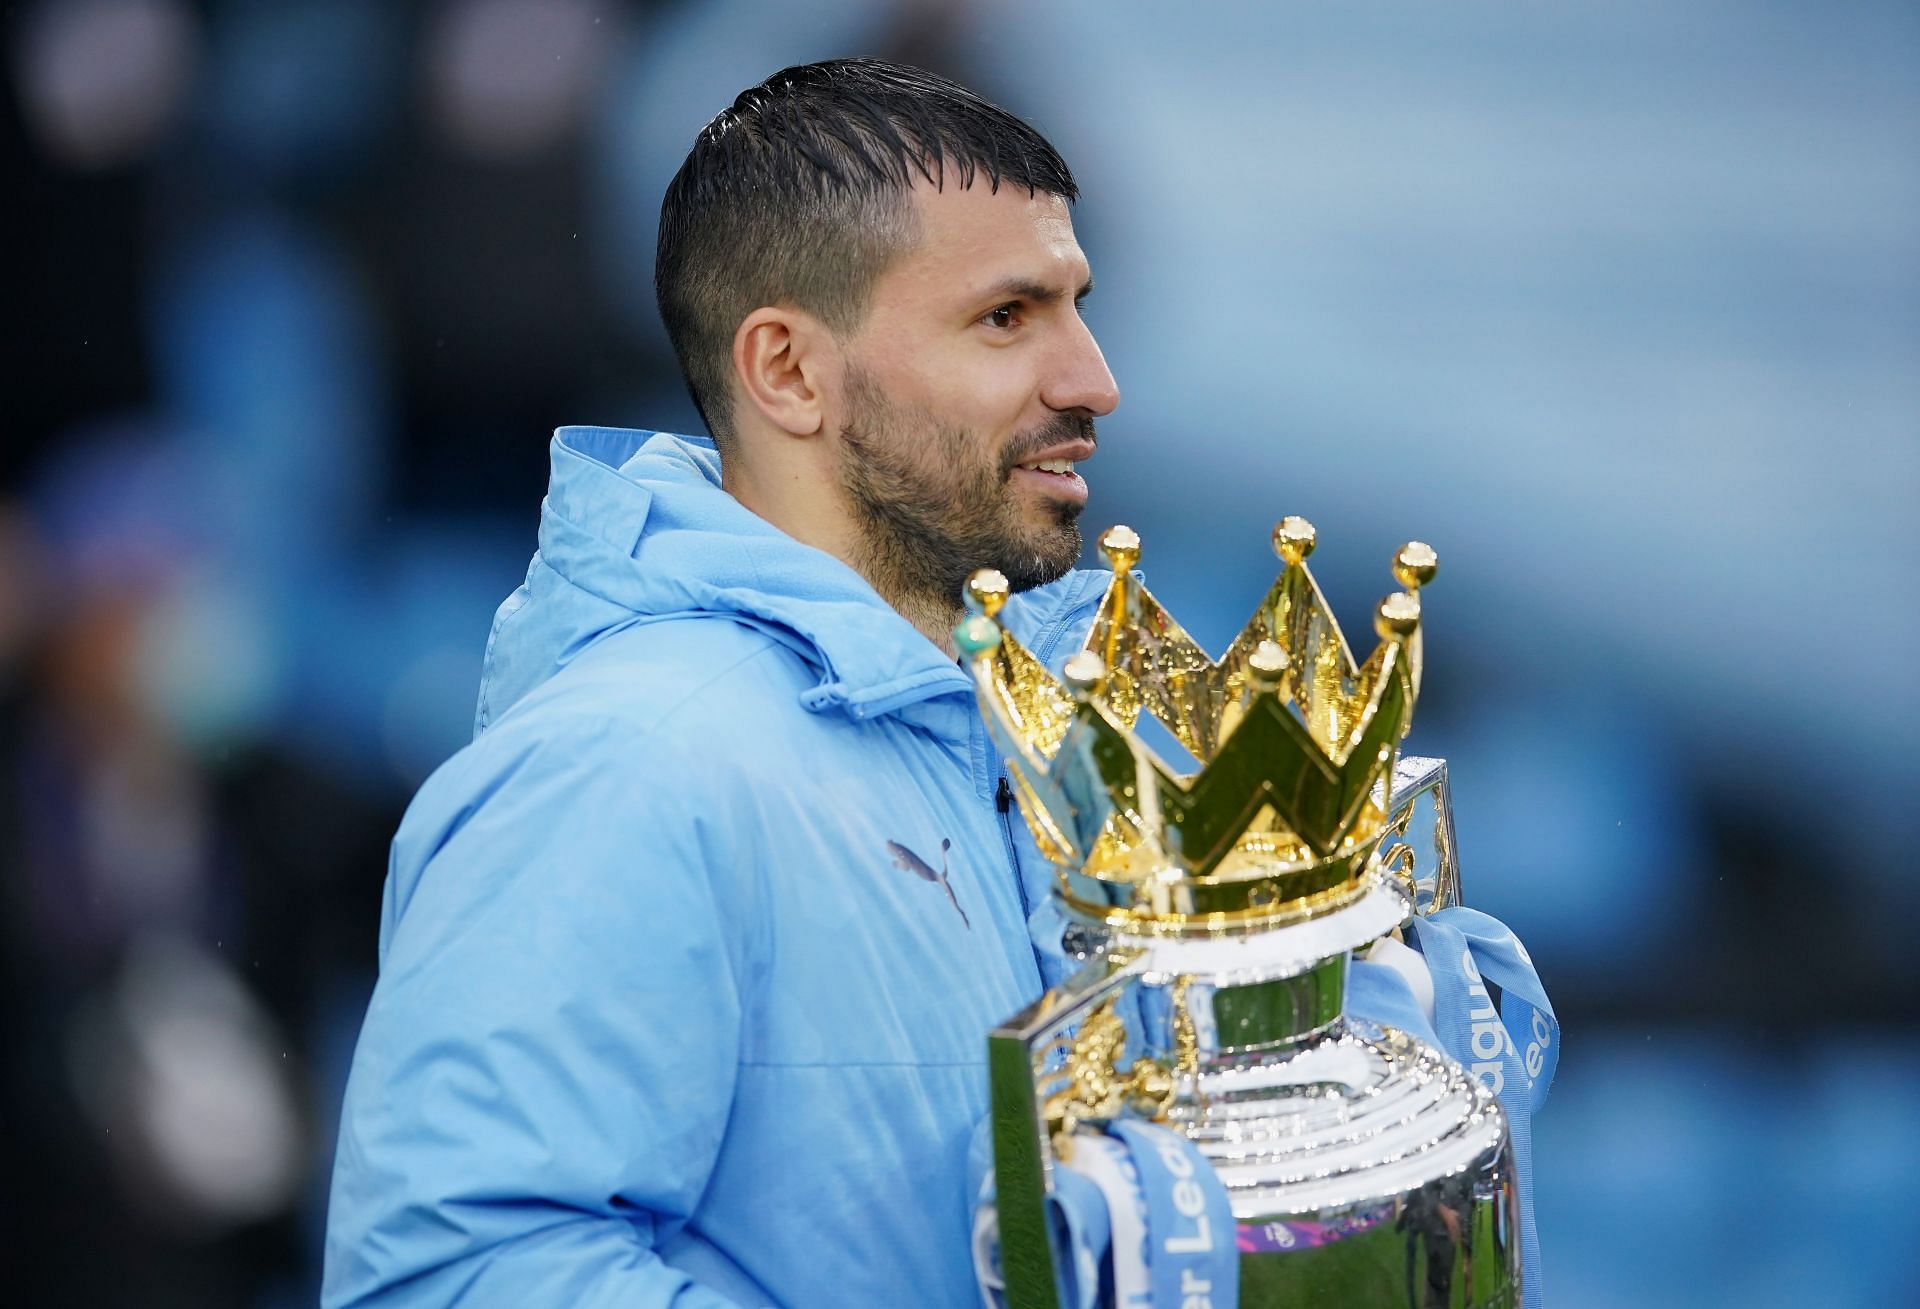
732;307;836;439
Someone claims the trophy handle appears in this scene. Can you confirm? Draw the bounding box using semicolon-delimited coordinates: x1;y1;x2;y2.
988;947;1148;1309
1384;754;1464;918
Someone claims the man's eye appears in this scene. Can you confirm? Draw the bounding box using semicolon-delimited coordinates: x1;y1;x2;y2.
984;304;1018;329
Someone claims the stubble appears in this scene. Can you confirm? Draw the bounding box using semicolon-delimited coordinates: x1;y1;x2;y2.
836;369;1089;622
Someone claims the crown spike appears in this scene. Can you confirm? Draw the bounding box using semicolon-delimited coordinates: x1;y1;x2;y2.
1273;516;1317;566
1100;525;1141;573
966;567;1011;618
1393;542;1438;591
1374;591;1421;640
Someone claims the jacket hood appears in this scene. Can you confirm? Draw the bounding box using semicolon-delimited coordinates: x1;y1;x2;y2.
476;426;1104;734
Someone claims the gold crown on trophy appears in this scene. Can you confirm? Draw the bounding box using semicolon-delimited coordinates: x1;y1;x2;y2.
953;518;1438;933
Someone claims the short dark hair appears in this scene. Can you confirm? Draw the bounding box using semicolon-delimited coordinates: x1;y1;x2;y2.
655;58;1078;445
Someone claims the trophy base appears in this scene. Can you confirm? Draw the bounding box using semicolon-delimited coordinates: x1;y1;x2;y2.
1239;1236;1518;1309
1180;1024;1520;1308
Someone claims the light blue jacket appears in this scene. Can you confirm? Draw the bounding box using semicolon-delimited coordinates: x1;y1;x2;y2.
323;427;1475;1308
325;428;1117;1307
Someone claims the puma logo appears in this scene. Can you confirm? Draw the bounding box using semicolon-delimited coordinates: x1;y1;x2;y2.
886;838;971;930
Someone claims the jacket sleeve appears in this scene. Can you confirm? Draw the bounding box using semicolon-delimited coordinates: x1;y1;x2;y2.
323;720;751;1309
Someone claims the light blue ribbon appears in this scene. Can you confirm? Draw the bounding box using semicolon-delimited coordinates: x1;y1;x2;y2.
1407;906;1560;1308
1106;1119;1238;1309
971;1115;1237;1309
969;1121;1112;1309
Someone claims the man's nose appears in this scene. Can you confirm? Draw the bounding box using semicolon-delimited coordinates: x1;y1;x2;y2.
1042;316;1120;417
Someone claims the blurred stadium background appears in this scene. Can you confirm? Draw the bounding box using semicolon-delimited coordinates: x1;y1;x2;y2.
4;1;1915;1304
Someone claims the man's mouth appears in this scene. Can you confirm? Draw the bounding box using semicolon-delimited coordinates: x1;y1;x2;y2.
1006;421;1096;505
1011;456;1089;504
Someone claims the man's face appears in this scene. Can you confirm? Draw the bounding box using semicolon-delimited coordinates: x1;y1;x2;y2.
833;181;1119;601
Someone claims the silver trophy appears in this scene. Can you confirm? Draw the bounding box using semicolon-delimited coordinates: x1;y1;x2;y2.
954;521;1520;1307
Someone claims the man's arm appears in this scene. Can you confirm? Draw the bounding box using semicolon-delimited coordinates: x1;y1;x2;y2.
324;720;749;1308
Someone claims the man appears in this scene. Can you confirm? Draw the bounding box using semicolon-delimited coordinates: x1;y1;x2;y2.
326;59;1120;1309
325;59;1518;1309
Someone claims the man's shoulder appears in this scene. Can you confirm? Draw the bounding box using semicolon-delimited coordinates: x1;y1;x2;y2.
397;618;799;860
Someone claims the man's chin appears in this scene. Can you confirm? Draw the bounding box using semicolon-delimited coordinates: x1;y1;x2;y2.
997;525;1083;593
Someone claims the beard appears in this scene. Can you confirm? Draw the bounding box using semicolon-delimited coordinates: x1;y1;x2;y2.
836;367;1092;613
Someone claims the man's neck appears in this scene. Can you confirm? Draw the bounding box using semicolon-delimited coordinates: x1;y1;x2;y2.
864;581;962;660
723;452;962;658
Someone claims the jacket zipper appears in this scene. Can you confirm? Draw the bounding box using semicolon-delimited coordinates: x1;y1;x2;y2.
995;775;1030;920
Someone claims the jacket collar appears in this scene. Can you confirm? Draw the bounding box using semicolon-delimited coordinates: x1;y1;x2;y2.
536;426;1104;726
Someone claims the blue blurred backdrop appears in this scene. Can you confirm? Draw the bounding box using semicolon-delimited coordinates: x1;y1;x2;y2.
5;1;1916;1304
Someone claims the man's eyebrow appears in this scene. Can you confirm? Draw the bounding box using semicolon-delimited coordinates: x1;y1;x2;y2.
979;275;1096;304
